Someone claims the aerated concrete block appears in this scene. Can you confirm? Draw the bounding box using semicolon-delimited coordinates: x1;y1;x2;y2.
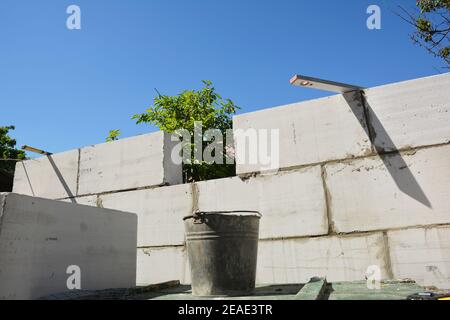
365;73;450;152
233;93;372;175
196;166;328;239
0;193;137;300
256;233;390;284
136;246;190;286
100;184;193;247
78;131;182;196
60;195;98;207
13;150;79;199
388;226;450;289
325;144;450;233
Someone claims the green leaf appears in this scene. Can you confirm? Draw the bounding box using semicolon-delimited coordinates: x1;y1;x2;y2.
132;80;239;182
106;129;121;142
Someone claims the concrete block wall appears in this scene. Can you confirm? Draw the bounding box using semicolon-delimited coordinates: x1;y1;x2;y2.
364;73;450;152
256;233;391;284
231;72;449;288
324;144;450;233
233;92;372;175
195;167;328;239
0;193;137;300
136;246;190;286
78;131;182;195
13;149;79;199
97;168;329;285
388;226;450;289
13;131;183;200
233;73;450;175
100;184;192;247
11;73;450;289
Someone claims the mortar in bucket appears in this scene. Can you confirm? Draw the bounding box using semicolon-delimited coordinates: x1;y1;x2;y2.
183;210;261;297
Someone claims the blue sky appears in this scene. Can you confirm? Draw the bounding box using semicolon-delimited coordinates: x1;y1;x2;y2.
0;0;446;154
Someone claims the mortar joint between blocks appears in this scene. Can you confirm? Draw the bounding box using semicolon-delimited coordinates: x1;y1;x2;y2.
382;231;395;279
320;164;334;235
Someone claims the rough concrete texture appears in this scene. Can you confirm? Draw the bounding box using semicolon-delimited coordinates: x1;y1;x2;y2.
256;233;390;284
233;93;372;175
325;144;450;233
13;150;79;199
365;73;450;153
100;166;327;246
0;193;137;300
196;166;328;239
136;247;190;286
388;226;450;289
78;131;182;196
100;184;192;247
60;195;98;207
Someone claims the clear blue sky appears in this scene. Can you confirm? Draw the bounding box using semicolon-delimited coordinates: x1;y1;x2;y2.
0;0;445;155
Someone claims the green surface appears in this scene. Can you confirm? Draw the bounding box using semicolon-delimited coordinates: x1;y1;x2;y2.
41;280;433;300
294;278;327;300
324;281;424;300
149;280;428;300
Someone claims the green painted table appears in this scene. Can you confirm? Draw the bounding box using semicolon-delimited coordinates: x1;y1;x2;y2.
42;279;444;300
148;280;424;300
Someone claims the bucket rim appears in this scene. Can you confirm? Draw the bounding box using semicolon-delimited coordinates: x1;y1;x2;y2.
183;210;262;220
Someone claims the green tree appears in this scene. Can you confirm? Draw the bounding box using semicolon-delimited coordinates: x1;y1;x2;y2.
0;126;26;173
106;129;121;142
398;0;450;66
133;80;239;182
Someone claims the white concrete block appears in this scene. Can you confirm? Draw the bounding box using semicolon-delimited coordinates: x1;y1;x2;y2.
78;131;182;196
256;233;390;284
325;144;450;233
60;195;98;207
136;246;190;286
388;226;450;289
233;93;372;174
365;73;450;152
0;193;137;300
196;166;328;239
100;184;193;247
13;150;79;199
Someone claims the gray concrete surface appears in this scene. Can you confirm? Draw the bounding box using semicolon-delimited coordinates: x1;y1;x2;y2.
100;184;192;247
325;144;450;233
13;150;79;199
233;93;372;175
61;195;98;206
256;232;390;284
0;193;137;300
78;131;182;195
196;166;328;239
13;131;183;200
365;73;450;153
388;226;450;289
137;246;190;286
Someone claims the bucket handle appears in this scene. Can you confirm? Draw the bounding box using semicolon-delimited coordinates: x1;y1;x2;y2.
183;210;262;223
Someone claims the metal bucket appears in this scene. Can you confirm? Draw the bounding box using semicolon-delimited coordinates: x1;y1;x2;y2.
183;210;261;297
